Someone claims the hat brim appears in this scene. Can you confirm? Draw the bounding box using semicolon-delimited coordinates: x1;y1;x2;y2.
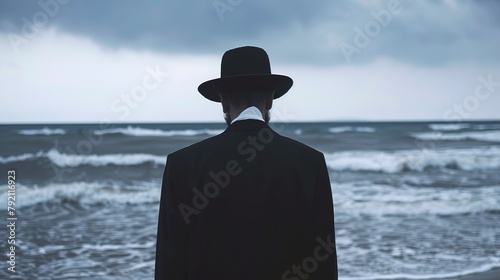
198;74;293;102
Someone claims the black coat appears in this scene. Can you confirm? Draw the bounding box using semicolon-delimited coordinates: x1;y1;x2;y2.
155;120;337;280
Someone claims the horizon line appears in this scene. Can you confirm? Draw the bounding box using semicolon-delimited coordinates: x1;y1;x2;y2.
1;119;500;125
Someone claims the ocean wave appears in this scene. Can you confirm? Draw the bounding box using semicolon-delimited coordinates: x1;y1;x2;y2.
93;126;224;137
18;127;66;135
324;147;500;173
45;149;165;167
0;151;44;163
3;180;499;215
411;130;500;142
79;241;156;252
428;123;470;131
0;149;165;167
334;183;500;216
473;124;500;130
0;181;161;208
329;126;376;133
5;146;500;172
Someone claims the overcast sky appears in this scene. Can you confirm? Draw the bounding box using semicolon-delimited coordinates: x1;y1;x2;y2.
1;0;499;123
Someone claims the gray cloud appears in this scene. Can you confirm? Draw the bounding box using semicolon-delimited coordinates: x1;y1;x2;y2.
1;0;499;66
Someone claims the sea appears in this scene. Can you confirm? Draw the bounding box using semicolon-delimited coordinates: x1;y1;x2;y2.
0;121;499;280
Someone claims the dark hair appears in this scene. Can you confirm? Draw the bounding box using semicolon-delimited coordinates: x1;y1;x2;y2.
220;88;273;109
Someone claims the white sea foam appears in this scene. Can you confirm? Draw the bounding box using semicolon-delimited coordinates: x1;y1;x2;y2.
0;151;44;163
329;126;376;133
18;127;66;135
79;241;155;251
5;146;500;172
0;181;161;208
333;182;500;216
428;123;470;131
36;245;66;255
412;130;500;142
94;126;223;137
45;149;165;167
473;124;500;130
324;147;500;173
0;149;165;167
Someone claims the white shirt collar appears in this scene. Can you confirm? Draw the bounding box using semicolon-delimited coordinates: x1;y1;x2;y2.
231;106;264;124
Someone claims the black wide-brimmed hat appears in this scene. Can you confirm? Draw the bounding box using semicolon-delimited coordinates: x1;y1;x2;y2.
198;46;293;102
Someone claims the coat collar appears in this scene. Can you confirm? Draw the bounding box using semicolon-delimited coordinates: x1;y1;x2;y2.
224;119;272;132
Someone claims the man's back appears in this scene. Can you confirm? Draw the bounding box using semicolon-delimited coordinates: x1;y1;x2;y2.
155;120;337;279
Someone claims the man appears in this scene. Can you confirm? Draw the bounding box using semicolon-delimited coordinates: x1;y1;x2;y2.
155;46;337;279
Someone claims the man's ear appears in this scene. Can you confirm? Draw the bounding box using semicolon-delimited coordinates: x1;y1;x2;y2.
218;93;230;113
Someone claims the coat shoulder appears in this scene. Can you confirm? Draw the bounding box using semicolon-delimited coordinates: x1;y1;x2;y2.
167;133;224;159
274;133;325;159
167;130;325;163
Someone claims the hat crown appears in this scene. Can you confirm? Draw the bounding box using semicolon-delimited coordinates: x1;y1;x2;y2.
198;46;292;102
220;46;271;78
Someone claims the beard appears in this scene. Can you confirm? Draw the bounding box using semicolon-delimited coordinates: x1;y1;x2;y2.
224;110;271;126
